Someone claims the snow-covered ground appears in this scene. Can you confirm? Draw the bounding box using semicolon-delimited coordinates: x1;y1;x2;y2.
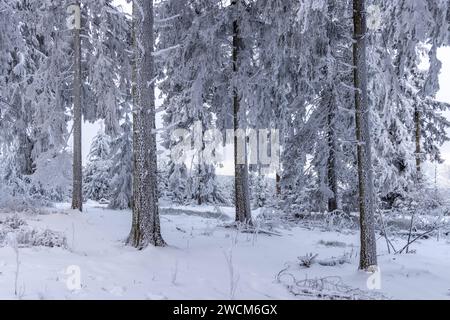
0;201;449;300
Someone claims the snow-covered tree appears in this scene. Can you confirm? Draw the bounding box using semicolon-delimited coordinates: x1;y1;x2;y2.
250;171;269;209
299;0;356;213
109;114;133;209
0;0;131;205
71;0;83;211
367;0;450;206
353;0;377;270
83;130;111;201
72;0;132;211
166;162;190;204
127;0;166;248
157;0;227;206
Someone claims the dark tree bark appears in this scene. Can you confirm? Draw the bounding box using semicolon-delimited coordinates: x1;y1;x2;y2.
414;106;422;179
325;1;338;213
232;0;252;225
326;94;338;212
71;1;83;212
275;172;281;197
18;133;34;175
197;162;203;205
127;0;166;248
352;0;377;270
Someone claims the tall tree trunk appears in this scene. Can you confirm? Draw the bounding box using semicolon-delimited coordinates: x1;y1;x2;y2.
275;172;281;197
127;0;165;248
18;133;34;175
196;126;205;205
325;1;338;213
414;105;421;179
197;152;203;205
326;95;338;212
352;0;377;270
71;1;83;212
232;0;252;225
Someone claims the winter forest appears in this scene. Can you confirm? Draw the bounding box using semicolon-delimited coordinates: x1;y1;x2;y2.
0;0;450;300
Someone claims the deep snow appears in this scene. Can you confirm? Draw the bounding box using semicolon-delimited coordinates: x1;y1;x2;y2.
0;201;449;300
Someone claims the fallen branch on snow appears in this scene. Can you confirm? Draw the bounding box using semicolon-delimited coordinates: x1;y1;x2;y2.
276;267;387;300
220;222;282;236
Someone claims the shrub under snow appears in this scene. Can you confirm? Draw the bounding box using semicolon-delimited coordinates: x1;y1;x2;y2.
0;215;67;248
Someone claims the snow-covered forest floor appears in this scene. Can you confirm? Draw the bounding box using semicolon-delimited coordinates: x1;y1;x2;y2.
1;201;450;300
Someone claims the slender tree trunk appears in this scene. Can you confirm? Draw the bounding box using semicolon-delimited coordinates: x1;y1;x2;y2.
71;1;83;212
352;0;377;270
414;106;421;179
325;88;338;212
18;133;34;175
275;172;281;197
325;1;338;212
324;0;338;212
232;0;252;225
196;128;205;205
326;96;338;212
197;152;202;205
127;0;165;248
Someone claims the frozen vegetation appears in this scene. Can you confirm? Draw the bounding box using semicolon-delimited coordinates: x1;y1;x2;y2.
1;0;450;300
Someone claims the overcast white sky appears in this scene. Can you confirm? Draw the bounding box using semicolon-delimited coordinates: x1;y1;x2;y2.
113;0;131;14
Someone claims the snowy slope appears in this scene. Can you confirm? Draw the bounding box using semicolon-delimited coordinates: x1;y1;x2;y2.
0;202;450;300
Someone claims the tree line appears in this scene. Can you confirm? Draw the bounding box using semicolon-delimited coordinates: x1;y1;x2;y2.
0;0;449;270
